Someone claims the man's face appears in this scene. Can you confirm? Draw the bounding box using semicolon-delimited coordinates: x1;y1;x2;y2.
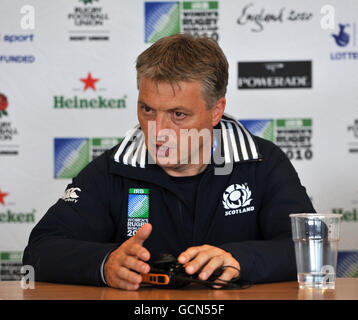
137;77;225;171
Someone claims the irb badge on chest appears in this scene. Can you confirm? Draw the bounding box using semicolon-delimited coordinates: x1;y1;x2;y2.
127;188;149;237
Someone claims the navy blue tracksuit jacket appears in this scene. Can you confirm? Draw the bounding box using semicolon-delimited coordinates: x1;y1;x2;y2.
22;114;315;286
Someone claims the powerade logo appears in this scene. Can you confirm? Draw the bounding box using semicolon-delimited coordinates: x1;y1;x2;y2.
144;1;219;43
238;61;312;89
330;22;358;61
240;118;313;161
54;137;123;179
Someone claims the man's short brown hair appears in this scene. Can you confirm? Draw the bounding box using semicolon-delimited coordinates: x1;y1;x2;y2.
136;33;229;108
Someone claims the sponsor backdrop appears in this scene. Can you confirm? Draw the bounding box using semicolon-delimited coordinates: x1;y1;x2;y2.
0;0;357;280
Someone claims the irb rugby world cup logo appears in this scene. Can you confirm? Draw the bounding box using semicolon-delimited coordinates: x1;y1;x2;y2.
222;184;254;216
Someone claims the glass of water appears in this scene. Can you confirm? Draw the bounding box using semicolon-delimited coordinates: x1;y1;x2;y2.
289;213;342;289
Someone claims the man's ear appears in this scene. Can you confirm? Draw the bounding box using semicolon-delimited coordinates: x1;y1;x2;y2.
211;97;226;127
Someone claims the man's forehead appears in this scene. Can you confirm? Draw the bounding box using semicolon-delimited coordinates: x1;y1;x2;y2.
139;77;201;92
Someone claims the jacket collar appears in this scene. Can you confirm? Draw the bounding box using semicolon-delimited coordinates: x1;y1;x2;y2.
112;113;262;171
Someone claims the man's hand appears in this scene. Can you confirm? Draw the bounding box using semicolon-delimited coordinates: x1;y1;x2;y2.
104;223;152;290
177;245;240;283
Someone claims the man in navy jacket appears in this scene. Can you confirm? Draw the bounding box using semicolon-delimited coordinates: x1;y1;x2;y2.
23;34;315;290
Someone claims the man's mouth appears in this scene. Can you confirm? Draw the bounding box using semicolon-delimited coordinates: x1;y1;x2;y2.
155;144;169;157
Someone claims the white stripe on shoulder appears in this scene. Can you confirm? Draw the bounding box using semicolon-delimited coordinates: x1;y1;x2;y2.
221;116;249;160
225;122;240;162
236;121;259;159
139;139;147;168
123;131;143;166
114;124;140;163
220;121;232;163
131;133;144;167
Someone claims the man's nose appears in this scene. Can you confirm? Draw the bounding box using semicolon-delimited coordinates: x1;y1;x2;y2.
155;113;170;138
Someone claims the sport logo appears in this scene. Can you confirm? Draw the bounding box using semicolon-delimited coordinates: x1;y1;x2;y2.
62;187;81;203
127;188;149;237
144;1;219;43
222;184;254;216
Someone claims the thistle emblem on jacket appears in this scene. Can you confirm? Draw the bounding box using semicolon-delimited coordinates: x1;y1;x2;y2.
222;184;254;216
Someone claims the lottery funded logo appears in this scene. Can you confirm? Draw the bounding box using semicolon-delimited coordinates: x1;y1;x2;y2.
127;188;149;237
240;118;313;161
144;1;219;43
330;22;358;61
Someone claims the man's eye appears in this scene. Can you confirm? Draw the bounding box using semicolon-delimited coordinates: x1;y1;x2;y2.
173;111;186;120
141;106;152;113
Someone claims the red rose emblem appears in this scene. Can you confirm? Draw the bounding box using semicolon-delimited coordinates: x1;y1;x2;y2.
0;93;8;117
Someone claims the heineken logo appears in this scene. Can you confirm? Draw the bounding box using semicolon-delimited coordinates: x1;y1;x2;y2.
80;72;99;91
53;72;127;110
127;188;149;237
0;209;36;223
53;96;126;109
333;208;358;222
0;188;9;206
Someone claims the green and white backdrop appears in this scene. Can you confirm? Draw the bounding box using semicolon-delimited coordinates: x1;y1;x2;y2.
0;0;357;280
